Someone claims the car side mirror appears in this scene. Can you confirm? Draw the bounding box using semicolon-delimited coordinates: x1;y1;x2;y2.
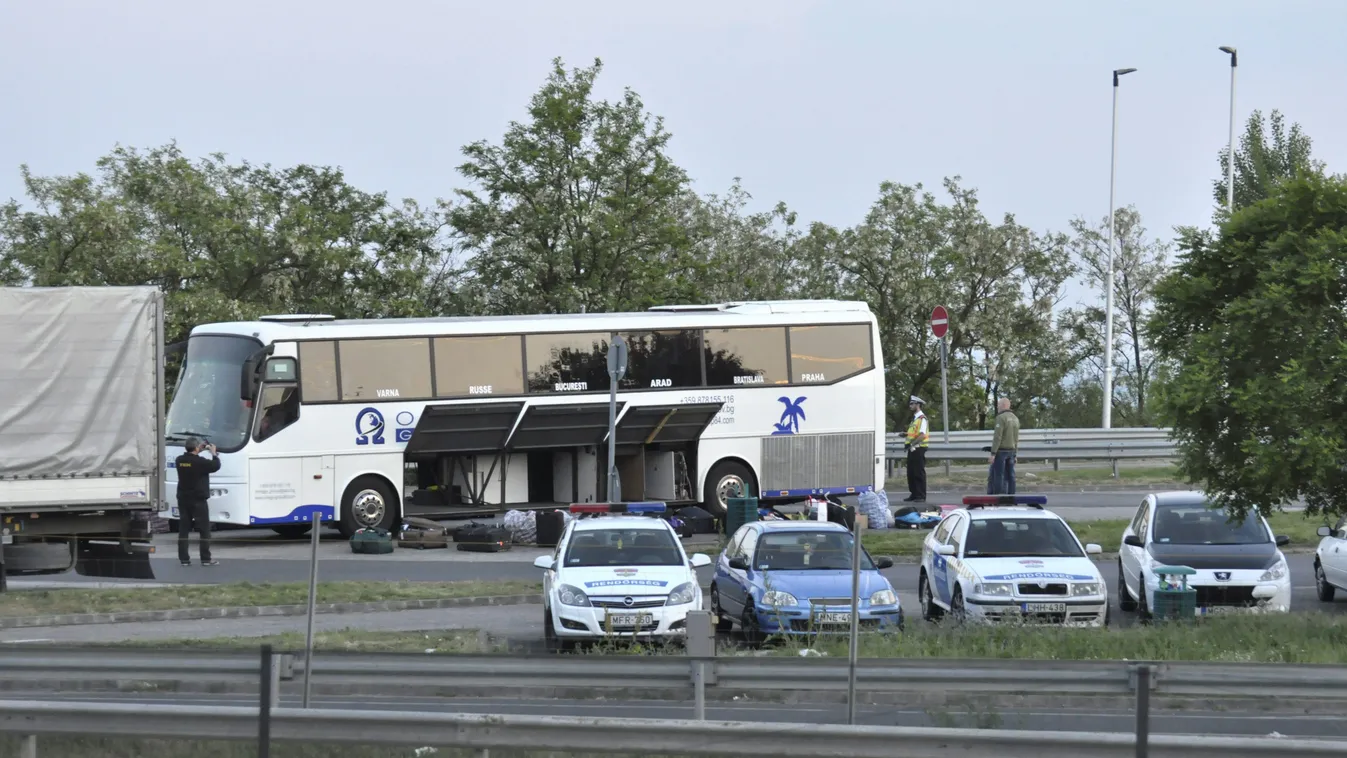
934;544;956;557
728;556;750;571
1123;535;1144;548
1275;535;1290;547
1318;526;1333;538
1085;543;1102;555
875;557;894;569
690;553;712;568
533;556;554;570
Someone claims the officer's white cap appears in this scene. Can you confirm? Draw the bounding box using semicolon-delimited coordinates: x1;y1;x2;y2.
909;395;924;405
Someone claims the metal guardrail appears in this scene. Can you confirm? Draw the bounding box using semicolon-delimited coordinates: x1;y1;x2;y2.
5;647;1347;700
884;426;1177;464
1;699;1344;758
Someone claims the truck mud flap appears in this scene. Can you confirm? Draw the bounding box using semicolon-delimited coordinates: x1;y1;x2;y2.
75;540;156;581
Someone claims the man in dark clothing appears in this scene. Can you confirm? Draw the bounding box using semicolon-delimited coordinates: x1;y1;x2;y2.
175;437;221;566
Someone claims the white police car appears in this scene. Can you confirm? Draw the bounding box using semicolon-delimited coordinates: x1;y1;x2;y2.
533;502;712;648
918;496;1109;627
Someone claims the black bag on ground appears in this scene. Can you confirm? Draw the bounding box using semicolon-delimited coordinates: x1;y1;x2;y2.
676;505;717;535
398;517;450;549
454;524;512;552
826;501;856;531
536;510;566;548
452;521;491;542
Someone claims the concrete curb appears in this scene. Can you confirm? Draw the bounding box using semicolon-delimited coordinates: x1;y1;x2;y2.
0;593;543;630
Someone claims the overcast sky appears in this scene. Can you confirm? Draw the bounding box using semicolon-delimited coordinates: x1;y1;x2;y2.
3;0;1343;310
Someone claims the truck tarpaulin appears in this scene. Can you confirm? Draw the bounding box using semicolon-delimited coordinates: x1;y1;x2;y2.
0;287;160;479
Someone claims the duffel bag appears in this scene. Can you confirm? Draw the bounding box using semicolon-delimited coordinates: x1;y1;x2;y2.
350;526;394;555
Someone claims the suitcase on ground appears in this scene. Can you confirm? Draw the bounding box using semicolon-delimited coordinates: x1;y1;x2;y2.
454;524;512;552
536;510;566;547
452;521;492;542
350;526;394;554
398;517;450;549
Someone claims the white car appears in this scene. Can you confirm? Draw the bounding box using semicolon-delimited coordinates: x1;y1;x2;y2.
534;503;712;648
1118;491;1292;616
917;496;1108;627
1315;515;1347;602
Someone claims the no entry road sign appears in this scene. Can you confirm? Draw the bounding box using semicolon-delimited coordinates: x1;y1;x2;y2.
931;306;949;339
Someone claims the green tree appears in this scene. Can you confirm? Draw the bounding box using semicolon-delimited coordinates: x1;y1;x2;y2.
675;179;803;303
451;58;697;315
1151;172;1347;520
1;143;459;346
1062;206;1168;425
800;178;1076;432
1214;109;1324;212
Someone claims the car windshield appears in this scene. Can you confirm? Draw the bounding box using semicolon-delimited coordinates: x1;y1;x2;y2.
964;518;1084;558
1152;504;1269;545
165;335;260;451
563;528;683;567
754;531;876;571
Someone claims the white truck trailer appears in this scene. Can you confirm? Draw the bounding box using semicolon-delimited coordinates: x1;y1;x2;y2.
0;286;163;589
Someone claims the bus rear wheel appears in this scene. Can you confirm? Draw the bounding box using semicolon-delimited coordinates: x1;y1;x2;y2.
703;460;755;518
338;476;399;539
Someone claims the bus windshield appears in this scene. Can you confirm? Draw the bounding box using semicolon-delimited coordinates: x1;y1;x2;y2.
166;335;260;451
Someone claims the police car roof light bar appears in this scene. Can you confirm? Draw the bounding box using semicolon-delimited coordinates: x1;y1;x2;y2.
567;502;668;515
962;495;1047;510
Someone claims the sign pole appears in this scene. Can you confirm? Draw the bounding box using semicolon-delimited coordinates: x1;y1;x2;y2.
606;336;628;502
930;306;951;474
846;516;862;725
301;508;320;708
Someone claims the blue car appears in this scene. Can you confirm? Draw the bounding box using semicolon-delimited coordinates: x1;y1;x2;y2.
710;521;903;639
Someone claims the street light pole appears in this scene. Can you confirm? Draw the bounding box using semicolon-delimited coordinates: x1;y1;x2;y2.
1102;67;1135;430
1220;46;1238;211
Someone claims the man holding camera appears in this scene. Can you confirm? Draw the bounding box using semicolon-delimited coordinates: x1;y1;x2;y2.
175;437;221;566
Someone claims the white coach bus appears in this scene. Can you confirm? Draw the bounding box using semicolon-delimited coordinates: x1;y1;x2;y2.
163;300;885;537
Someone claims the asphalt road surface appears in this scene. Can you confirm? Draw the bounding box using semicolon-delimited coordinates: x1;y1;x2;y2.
9;490;1201;588
5;553;1342;645
12;690;1347;740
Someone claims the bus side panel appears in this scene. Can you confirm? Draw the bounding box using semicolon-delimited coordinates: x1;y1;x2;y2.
694;371;880;500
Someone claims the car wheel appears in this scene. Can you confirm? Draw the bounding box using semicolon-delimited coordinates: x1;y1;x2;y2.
950;588;968;624
710;586;734;633
1316;561;1336;602
1117;562;1137;612
1137;582;1152;624
741;601;764;645
543;607;571;652
919;572;944;622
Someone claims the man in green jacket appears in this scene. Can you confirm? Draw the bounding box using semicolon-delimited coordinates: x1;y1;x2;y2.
989;397;1020;494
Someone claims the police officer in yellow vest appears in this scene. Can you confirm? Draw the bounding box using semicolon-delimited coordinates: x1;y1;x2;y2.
903;395;930;503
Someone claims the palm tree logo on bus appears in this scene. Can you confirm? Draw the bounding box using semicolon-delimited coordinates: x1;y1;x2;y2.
772;396;807;435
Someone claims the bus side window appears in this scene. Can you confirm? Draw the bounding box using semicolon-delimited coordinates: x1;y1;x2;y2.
256;385;300;441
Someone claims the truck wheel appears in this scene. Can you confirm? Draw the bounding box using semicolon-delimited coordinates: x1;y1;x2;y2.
338;476;399;538
703;460;755;517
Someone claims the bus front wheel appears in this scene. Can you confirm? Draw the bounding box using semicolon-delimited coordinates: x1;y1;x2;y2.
338;476;399;538
703;460;755;518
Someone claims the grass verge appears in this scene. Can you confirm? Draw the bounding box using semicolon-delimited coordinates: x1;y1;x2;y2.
108;628;495;654
862;509;1326;559
768;612;1347;664
0;739;671;758
0;580;541;618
